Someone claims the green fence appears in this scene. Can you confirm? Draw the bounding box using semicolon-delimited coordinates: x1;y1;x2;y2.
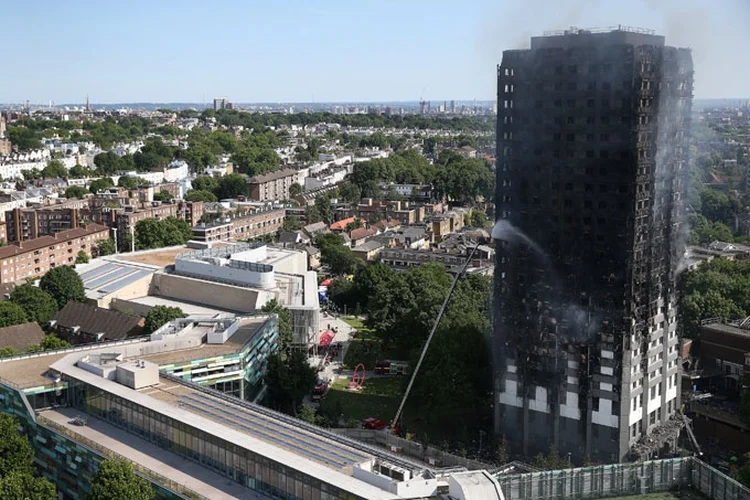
495;456;750;500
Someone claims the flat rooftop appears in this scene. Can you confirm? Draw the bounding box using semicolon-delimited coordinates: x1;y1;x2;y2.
40;407;262;500
139;318;265;366
45;346;407;499
124;296;238;317
0;317;267;389
119;246;192;267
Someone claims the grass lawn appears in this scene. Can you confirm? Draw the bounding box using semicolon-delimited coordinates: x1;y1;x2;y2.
319;377;405;423
341;318;409;371
341;316;365;329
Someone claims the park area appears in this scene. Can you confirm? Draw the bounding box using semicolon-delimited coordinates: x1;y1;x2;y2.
340;317;407;371
320;317;418;428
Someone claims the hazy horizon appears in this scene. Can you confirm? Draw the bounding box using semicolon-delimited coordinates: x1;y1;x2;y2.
3;0;749;103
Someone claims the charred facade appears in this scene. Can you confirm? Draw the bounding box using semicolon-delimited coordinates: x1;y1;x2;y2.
494;28;693;463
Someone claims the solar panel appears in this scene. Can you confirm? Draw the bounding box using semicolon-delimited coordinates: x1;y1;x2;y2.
176;400;357;468
84;266;134;289
99;270;152;293
80;263;118;282
178;395;369;467
184;394;370;464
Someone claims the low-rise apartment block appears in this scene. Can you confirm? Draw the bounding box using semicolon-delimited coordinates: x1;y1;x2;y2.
248;169;300;202
0;223;110;284
191;207;285;243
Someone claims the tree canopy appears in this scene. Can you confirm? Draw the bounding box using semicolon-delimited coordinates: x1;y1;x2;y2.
64;186;89;199
39;265;86;308
0;301;29;328
41;160;67;179
260;299;293;349
143;305;185;334
95;239;116;257
87;459;153;500
9;285;58;325
264;350;317;415
0;414;56;499
134;217;192;250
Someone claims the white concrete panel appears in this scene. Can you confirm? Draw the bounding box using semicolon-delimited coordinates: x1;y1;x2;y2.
592;399;618;428
602;350;614;359
600;382;613;392
560;392;580;420
601;366;614;376
498;379;523;408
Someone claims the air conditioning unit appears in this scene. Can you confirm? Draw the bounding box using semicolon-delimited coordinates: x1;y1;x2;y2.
389;445;403;453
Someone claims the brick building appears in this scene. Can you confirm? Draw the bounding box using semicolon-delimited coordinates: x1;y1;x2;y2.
191;207;285;243
248;169;300;202
0;224;110;284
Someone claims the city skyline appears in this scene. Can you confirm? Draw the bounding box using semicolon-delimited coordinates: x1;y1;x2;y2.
3;0;748;104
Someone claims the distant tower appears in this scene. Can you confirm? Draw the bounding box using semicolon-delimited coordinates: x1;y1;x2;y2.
85;95;91;113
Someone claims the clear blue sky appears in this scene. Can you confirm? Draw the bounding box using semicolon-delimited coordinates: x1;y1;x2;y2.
3;0;748;104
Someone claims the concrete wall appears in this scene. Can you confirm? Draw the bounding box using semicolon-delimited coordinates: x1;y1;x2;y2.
175;257;275;289
151;273;265;312
95;274;153;309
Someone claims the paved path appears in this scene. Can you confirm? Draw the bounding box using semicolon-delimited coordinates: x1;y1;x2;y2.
41;408;263;500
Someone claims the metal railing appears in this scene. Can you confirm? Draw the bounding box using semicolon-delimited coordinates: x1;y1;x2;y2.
160;371;428;474
37;415;208;500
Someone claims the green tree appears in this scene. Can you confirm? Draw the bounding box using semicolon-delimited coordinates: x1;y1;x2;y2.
35;334;71;351
216;174;248;199
39;265;86;308
153;190;173;202
0;414;34;477
22;168;42;181
0;470;56;499
191;175;218;193
264;351;317;415
0;302;28;328
42;160;67;179
6;127;42;151
185;189;217;203
261;299;293;348
64;186;89;199
95;238;116;256
0;414;55;499
134;217;192;250
345;219;364;232
75;250;89;264
299;404;318;425
314;194;333;224
69;165;91;179
87;459;154;500
289;183;303;198
143;305;185;334
118;175;145;189
89;177;115;194
9;285;58;325
470;209;488;228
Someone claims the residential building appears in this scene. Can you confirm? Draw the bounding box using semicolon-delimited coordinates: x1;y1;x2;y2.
429;211;464;243
213;97;233;111
0;312;502;500
191;207;284;243
350;227;377;247
0;224;110;284
51;301;143;345
248;169;300;202
0;322;45;352
115;201;203;250
352;240;385;261
494;28;693;462
380;246;493;275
